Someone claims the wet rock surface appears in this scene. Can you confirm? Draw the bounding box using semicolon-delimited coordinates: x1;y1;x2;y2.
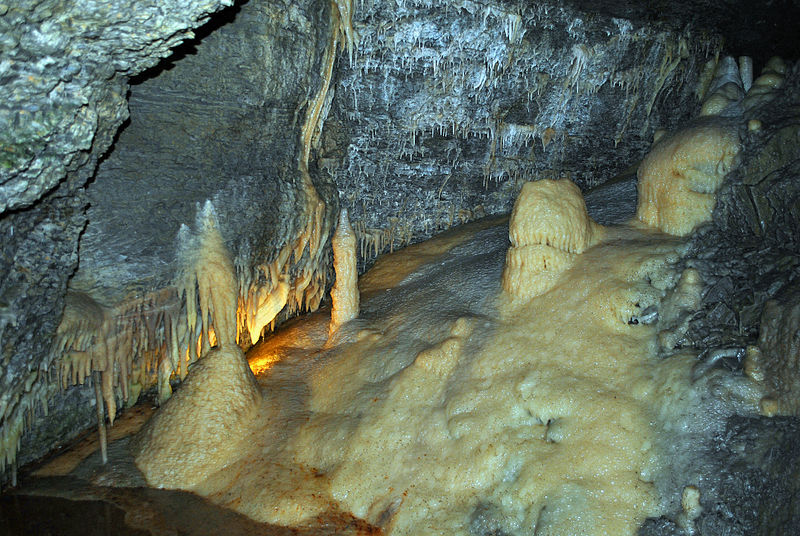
694;415;800;536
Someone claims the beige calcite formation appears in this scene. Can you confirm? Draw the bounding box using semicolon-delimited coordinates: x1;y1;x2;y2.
132;205;262;489
635;123;740;236
329;209;360;336
502;179;602;301
292;225;688;535
743;56;787;111
116;210;769;535
131;344;261;489
637;55;790;239
637;55;747;237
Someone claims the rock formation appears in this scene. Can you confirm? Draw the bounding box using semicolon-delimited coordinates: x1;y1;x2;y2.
1;0;800;533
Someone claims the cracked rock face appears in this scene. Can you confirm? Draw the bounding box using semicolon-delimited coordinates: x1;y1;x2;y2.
0;0;233;212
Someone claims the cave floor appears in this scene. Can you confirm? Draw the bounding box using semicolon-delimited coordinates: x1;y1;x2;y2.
2;213;764;535
3;335;380;536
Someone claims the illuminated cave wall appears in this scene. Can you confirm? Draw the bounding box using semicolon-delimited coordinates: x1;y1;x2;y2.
1;0;800;506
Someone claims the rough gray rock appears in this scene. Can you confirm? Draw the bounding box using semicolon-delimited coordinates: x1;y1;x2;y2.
696;416;800;536
637;64;800;536
71;0;335;307
685;65;800;353
326;0;720;267
0;0;233;213
0;180;88;472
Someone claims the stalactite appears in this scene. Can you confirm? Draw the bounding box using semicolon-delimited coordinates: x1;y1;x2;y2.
0;375;48;476
644;37;689;118
353;220;416;263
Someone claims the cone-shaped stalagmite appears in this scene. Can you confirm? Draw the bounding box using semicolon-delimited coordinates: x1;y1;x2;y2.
132;203;261;490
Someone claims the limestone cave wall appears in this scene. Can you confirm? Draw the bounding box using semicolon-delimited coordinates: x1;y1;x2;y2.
328;0;720;263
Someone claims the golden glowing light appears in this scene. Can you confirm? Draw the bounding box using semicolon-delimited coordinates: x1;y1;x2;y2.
248;352;281;375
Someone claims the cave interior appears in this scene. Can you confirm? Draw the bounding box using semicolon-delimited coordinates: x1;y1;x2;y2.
1;0;800;534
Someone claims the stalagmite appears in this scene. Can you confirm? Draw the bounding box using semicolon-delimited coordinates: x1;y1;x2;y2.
738;56;753;92
637;56;745;237
132;203;261;490
678;485;702;535
635;124;740;236
329;209;360;336
92;370;108;465
743;56;786;111
699;56;743;117
131;343;261;489
502;179;601;301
